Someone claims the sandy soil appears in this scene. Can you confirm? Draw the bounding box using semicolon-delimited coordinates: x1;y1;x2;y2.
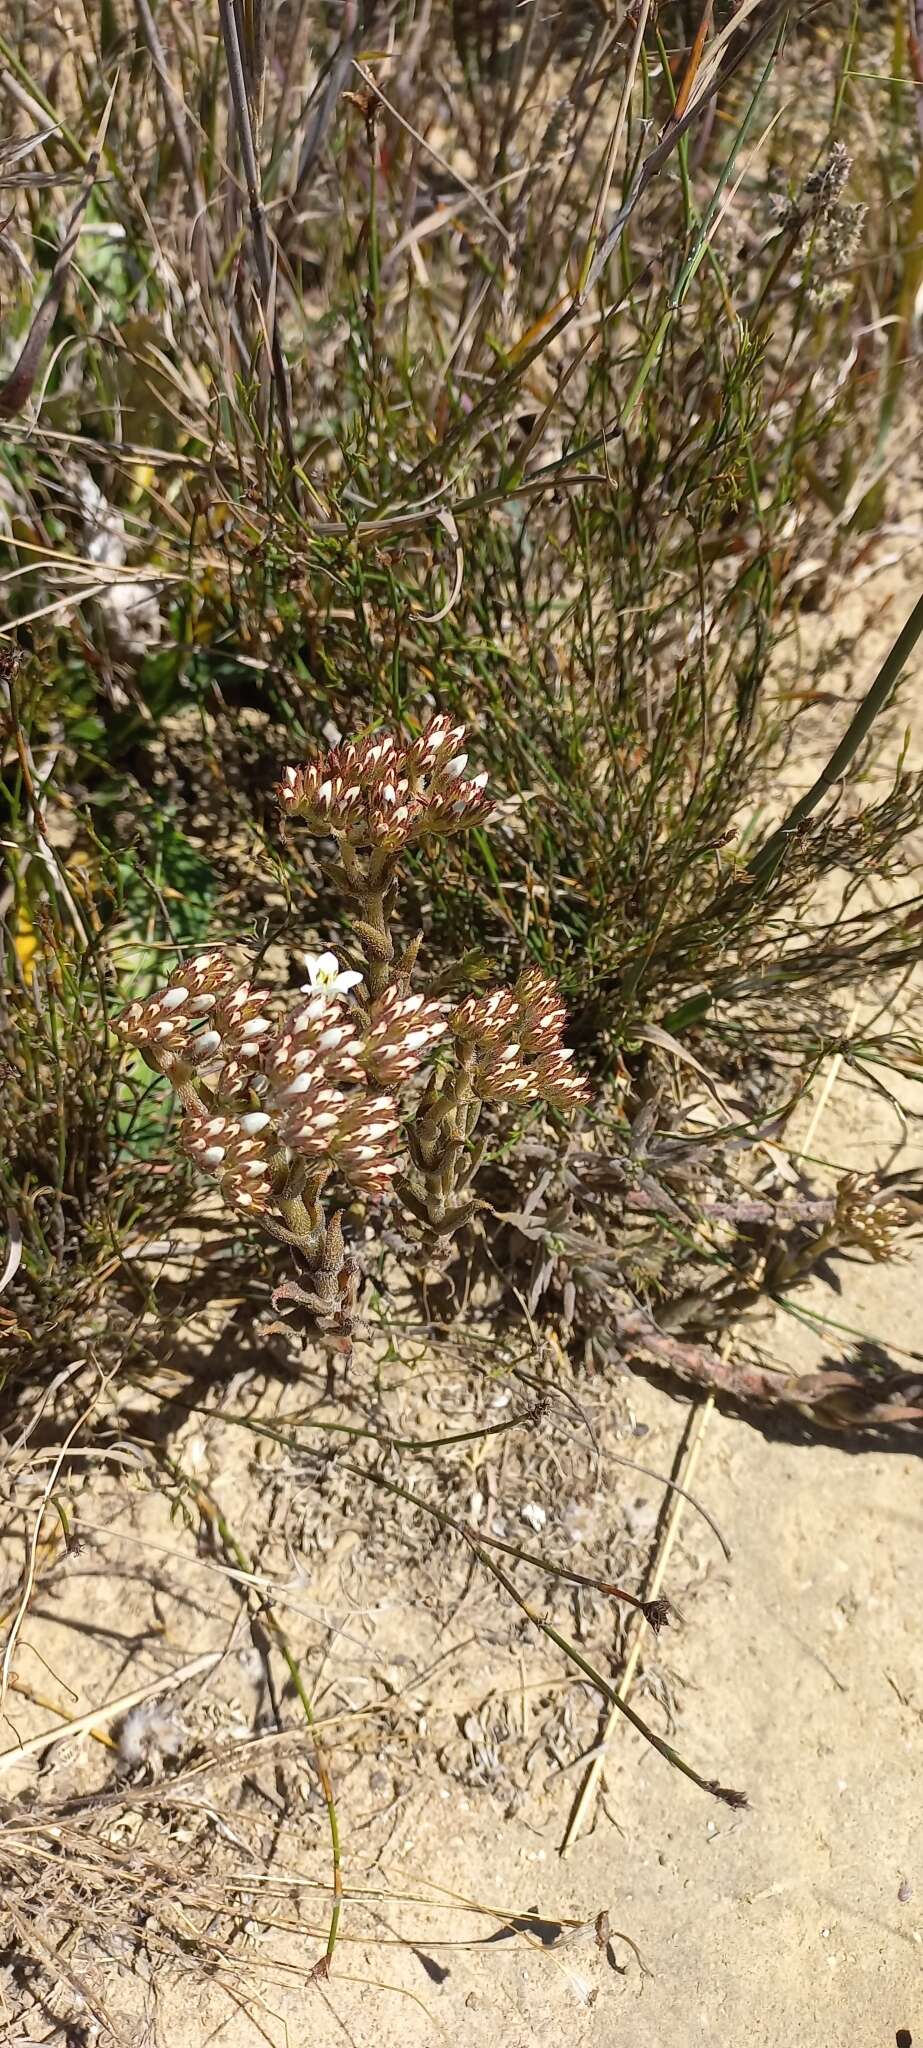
2;552;923;2046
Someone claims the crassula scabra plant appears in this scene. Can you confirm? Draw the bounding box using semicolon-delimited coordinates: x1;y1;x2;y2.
117;715;589;1334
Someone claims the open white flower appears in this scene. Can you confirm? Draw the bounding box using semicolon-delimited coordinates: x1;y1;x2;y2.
300;950;364;1002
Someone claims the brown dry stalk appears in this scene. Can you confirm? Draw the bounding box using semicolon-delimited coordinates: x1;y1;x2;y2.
607;1301;923;1434
673;1;716;123
0;84;115;417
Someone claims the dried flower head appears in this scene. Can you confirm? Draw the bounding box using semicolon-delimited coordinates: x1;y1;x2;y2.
213;981;275;1055
265;997;365;1095
403;713;467;779
513;969;567;1052
117;953;243;1071
277;715;492;851
532;1048;591;1109
332;1091;402;1195
415;770;491;838
450;969;589;1112
451;989;520;1044
365;774;420;850
834;1173;905;1260
276;759;366;836
181;1112;273;1210
475;1043;534;1101
362;987;448;1083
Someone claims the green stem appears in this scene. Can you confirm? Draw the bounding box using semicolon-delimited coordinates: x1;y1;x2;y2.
334;1462;742;1805
748;587;923;884
473;1540;745;1808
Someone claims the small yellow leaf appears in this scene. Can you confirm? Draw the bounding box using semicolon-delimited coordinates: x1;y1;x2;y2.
129;462;156;502
13;902;39;981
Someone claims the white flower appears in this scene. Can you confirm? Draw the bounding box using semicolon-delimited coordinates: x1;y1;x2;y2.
300;950;364;1002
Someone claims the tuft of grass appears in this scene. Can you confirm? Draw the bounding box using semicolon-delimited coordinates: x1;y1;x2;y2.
0;0;920;1374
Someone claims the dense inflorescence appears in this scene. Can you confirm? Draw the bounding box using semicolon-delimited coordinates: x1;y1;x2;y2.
276;714;492;848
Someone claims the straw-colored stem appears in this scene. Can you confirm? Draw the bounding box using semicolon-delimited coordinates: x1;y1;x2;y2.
180;1471;343;1970
561;1391;717;1851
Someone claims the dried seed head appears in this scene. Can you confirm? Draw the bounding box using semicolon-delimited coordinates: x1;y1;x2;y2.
456;971;589;1111
532;1050;591;1109
176;952;239;999
476;1043;534;1101
280;1085;400;1196
182;1112;271;1171
834;1173;905;1260
280;1083;353;1159
212;981;275;1055
803;139;851;212
117;953;244;1069
404;713;468;780
333;1091;401;1194
118;1700;186;1774
513;968;567;1051
181;1111;275;1212
265;997;364;1091
275;760;367;835
222;1166;273;1211
416;771;491;838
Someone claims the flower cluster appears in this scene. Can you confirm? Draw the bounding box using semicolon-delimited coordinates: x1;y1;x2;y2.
362;987;448;1083
276;714;491;850
283;1088;400;1197
118;951;276;1085
834;1174;905;1262
119;952;237;1070
451;968;588;1109
181;1111;273;1212
117;950;453;1211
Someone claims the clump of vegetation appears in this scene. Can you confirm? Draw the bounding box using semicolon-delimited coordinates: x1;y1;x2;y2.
1;0;920;1411
117;712;587;1330
1;0;920;1389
